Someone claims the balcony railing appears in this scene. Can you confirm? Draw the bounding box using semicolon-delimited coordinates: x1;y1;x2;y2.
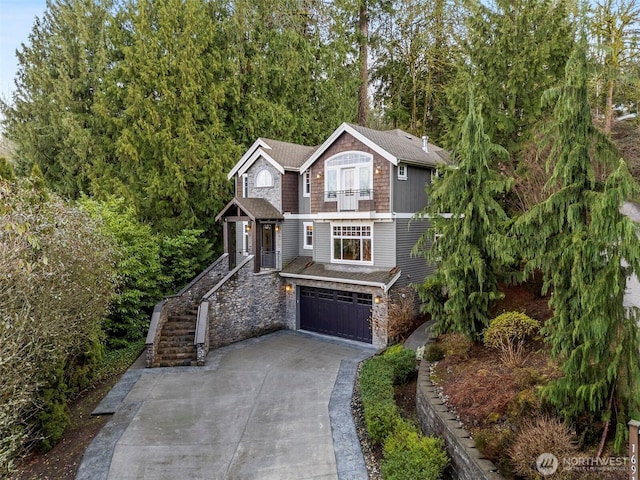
324;189;374;212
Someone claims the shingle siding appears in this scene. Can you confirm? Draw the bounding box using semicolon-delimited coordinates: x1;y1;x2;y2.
309;132;390;214
395;217;436;288
282;171;299;213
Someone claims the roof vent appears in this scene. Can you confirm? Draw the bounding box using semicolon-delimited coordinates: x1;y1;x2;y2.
422;136;429;152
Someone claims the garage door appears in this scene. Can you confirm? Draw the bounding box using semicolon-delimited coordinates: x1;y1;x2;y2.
299;287;372;343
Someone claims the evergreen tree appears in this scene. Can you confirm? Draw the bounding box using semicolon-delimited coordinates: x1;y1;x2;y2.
413;94;512;340
444;0;574;155
94;0;239;240
1;0;112;198
513;35;640;451
372;0;458;142
221;0;358;145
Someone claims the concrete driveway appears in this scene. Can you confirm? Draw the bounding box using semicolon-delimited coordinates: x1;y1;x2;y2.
76;331;376;480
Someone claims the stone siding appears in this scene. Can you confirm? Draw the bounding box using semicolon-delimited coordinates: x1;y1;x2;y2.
167;255;230;313
207;263;286;349
416;359;503;480
310;132;390;214
246;157;282;211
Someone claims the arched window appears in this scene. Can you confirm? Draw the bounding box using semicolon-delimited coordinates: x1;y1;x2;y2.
256;169;273;187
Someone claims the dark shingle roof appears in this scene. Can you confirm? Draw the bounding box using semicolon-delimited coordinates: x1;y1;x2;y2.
347;124;450;167
215;197;284;222
281;256;400;288
260;138;318;170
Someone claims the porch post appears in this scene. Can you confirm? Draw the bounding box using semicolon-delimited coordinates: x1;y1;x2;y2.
222;219;229;254
253;221;260;273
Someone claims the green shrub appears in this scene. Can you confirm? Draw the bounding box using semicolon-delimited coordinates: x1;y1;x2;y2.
439;332;473;359
382;418;449;480
360;357;395;405
483;312;539;368
35;363;70;452
424;343;445;362
383;344;416;383
364;400;399;445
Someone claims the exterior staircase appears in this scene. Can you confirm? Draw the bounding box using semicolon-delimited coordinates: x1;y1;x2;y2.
153;308;198;367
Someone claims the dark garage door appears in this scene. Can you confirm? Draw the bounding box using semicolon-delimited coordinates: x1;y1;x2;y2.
299;287;372;343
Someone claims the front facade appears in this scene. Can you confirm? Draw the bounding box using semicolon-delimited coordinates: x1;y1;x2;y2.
216;123;449;347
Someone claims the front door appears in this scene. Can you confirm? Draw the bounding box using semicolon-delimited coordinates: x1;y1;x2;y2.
340;167;357;211
261;223;276;269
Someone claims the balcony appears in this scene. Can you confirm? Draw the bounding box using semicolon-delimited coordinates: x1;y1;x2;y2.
324;189;374;212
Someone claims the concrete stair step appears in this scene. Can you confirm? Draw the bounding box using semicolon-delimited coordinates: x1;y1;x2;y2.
153;359;197;367
159;335;195;344
158;346;196;355
168;314;197;322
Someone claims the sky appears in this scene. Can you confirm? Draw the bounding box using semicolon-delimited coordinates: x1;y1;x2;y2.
0;0;47;104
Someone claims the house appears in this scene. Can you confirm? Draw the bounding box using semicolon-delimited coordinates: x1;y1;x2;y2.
214;122;449;347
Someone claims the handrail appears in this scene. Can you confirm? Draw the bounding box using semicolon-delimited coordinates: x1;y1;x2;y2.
145;300;167;345
202;255;254;299
194;301;209;346
166;253;229;298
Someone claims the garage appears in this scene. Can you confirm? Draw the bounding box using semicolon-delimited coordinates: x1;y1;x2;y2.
299;286;372;343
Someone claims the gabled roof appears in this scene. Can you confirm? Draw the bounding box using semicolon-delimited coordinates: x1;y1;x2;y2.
260;138;317;170
349;124;450;167
299;122;449;173
215;197;284;222
227;124;450;180
227;137;317;180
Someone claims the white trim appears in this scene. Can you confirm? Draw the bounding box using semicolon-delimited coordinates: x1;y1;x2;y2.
255;169;274;187
316;211;388;220
242;174;248;197
299;123;398;173
330;221;374;265
283;212;397;221
303;171;311;197
303;221;313;250
323;151;373;204
404;212;457;219
397;163;407;180
227;138;271;180
237;149;285;177
280;270;402;293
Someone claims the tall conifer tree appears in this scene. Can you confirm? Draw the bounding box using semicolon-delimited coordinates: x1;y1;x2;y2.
414;94;512;340
444;0;574;155
514;34;640;450
94;0;239;239
1;0;112;198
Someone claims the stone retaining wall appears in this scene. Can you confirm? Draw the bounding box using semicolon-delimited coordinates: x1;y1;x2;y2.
416;360;503;480
206;262;286;349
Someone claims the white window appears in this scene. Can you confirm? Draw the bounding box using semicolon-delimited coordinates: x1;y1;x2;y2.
324;152;372;203
303;171;310;197
332;224;372;264
242;174;248;197
256;169;273;187
303;222;313;249
398;164;407;180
